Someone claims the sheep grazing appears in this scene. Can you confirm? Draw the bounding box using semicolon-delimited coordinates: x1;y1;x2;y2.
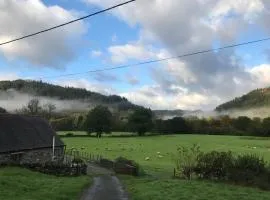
158;155;163;158
157;152;161;154
145;157;150;161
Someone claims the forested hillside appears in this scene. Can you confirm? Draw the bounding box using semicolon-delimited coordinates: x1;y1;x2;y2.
0;79;140;111
216;87;270;111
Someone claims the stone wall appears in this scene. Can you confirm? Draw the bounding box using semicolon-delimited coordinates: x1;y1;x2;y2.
0;147;64;165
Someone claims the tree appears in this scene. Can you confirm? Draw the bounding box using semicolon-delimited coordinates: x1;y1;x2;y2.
17;99;57;120
84;105;112;138
0;107;7;113
42;103;56;119
128;108;153;136
262;117;270;136
167;117;190;134
232;116;252;132
250;117;263;136
26;98;42;115
50;117;75;131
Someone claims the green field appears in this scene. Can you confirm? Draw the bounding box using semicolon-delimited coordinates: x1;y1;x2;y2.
63;134;270;176
0;167;90;200
62;134;270;199
121;176;270;200
3;134;270;200
58;131;138;137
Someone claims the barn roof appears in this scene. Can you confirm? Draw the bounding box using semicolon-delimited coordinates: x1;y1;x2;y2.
0;114;64;153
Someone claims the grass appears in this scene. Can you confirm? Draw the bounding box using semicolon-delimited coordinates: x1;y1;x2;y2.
121;176;270;200
0;167;91;200
62;134;270;199
58;131;139;137
58;131;87;136
63;134;270;176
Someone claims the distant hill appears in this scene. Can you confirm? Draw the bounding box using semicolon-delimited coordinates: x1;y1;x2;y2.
153;109;185;119
216;87;270;111
153;109;203;119
0;80;141;112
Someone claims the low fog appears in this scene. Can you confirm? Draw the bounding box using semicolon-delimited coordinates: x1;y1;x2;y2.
182;108;270;119
157;108;270;120
0;89;94;112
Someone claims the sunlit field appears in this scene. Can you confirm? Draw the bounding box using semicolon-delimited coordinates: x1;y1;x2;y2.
62;134;270;176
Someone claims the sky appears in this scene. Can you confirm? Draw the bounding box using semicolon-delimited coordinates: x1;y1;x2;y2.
0;0;270;110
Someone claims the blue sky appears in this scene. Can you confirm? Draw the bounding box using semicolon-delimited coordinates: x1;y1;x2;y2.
0;0;270;110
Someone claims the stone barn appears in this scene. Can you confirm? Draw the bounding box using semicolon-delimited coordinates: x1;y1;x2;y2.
0;114;65;165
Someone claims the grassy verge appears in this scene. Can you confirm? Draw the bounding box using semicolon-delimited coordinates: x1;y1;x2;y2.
0;167;91;200
121;176;270;200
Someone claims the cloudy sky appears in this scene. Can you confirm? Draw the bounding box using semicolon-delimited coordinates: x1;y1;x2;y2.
1;0;270;110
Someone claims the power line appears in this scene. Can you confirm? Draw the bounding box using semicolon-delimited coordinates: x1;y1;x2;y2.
0;0;136;46
38;36;270;79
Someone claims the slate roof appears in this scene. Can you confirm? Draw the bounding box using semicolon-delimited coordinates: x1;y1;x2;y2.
0;114;64;153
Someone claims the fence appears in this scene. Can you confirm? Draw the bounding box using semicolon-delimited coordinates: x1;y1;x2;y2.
64;149;102;164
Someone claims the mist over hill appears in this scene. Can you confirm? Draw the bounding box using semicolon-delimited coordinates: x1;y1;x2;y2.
215;87;270;118
0;80;141;113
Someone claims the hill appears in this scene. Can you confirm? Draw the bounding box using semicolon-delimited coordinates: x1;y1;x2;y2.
0;79;141;112
216;87;270;111
153;109;203;119
153;109;185;119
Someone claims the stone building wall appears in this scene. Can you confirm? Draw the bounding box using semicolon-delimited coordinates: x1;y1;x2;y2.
0;146;64;165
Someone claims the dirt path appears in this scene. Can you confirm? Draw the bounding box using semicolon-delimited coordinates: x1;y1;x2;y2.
80;175;129;200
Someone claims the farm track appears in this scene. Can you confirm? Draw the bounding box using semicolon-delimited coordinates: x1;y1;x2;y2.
80;163;129;200
80;175;129;200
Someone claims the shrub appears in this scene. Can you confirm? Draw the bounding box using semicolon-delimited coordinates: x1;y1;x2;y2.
114;157;145;176
192;151;270;190
175;144;201;179
65;132;74;137
228;154;267;185
20;162;87;176
72;158;84;164
194;151;234;180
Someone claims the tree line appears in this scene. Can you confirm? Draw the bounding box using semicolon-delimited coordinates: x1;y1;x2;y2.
2;98;270;137
50;105;270;137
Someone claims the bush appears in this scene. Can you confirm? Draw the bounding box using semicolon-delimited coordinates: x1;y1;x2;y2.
20;162;87;176
190;150;270;190
175;144;201;179
114;157;145;176
194;151;234;180
228;154;267;184
65;132;74;137
72;158;84;164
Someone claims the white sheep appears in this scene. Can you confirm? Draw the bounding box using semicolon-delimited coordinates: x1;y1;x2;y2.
145;157;150;161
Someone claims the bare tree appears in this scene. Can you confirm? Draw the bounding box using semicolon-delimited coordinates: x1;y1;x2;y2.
27;98;42;115
42;103;56;119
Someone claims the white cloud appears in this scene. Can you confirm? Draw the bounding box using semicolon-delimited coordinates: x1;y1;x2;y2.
120;84;221;110
108;43;156;64
126;75;139;85
0;0;86;67
248;64;270;88
69;0;270;109
91;50;102;57
209;0;264;23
